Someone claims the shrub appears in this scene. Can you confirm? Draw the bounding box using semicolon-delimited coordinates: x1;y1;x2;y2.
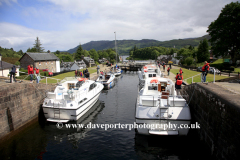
185;57;194;66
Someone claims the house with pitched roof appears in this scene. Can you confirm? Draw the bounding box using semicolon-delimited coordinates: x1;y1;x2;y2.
0;61;20;77
83;56;95;67
60;60;86;72
19;52;60;73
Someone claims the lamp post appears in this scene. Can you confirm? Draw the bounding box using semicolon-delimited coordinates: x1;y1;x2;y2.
0;53;2;76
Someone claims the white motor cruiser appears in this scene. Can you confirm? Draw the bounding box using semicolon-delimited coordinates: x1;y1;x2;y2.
114;67;123;76
42;77;104;123
138;64;163;85
135;77;191;136
96;72;115;89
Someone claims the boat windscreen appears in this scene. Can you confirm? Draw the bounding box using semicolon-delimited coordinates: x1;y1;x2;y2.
76;81;84;87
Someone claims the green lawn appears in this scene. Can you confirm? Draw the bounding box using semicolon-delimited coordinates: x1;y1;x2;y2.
171;68;228;84
40;68;97;84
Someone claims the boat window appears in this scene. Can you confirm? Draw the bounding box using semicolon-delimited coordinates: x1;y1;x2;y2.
89;83;97;91
148;84;158;90
153;74;156;77
105;75;110;80
68;83;75;90
149;74;152;77
76;81;84;88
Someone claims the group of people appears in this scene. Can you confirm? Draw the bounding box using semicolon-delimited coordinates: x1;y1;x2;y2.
75;68;90;79
28;65;40;83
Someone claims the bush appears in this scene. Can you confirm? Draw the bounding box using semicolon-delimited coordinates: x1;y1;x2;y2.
185;57;194;66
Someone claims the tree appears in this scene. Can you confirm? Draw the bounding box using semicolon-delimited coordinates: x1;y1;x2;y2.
59;54;73;62
33;37;44;52
27;47;37;52
185;57;194;66
197;39;210;62
55;50;60;55
207;2;240;64
75;44;84;60
89;49;99;62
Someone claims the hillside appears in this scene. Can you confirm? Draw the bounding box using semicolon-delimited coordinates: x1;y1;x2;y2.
66;34;211;55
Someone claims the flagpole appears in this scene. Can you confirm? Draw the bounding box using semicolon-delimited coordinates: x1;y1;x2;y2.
114;32;117;64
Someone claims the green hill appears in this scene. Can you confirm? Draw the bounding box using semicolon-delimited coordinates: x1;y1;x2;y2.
66;35;210;55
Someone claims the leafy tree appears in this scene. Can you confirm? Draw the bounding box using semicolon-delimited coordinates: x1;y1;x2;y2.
185;57;194;66
207;2;240;64
75;45;84;60
55;50;60;55
89;49;99;62
33;37;44;52
59;54;73;62
197;39;210;62
102;51;109;58
27;47;37;52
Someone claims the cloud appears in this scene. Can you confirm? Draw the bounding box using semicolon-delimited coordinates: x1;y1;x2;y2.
0;0;238;52
0;0;17;6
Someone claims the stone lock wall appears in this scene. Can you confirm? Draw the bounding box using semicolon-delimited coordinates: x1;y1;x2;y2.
0;83;55;139
182;83;240;159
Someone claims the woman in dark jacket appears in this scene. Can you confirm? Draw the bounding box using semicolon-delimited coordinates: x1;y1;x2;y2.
10;65;16;83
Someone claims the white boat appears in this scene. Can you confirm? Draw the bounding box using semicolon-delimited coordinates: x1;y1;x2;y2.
135;77;191;136
96;72;115;89
42;77;104;123
138;64;163;85
113;67;123;76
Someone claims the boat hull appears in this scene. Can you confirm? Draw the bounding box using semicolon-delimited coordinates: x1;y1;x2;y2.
103;80;115;89
43;91;101;121
135;119;191;136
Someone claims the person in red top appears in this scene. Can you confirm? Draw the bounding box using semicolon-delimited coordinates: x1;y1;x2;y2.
27;65;30;74
75;70;78;78
202;61;210;82
28;65;34;83
179;73;183;80
163;64;166;71
179;68;183;74
167;67;170;76
175;73;179;81
34;67;40;83
175;77;187;96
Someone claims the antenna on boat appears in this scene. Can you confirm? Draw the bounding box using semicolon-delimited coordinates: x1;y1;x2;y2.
114;31;117;64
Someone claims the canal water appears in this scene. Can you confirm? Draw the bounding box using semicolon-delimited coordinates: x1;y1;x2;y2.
0;73;212;160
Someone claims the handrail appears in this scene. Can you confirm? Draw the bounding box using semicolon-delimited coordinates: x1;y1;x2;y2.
19;71;62;84
182;73;202;84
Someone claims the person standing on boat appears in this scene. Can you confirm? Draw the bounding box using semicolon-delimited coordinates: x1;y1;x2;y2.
175;77;187;96
167;67;170;76
10;65;16;83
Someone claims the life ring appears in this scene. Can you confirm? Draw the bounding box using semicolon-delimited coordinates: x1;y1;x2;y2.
78;78;88;81
150;79;158;83
144;69;148;72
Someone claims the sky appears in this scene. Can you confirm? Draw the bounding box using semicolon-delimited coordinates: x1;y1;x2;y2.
0;0;238;52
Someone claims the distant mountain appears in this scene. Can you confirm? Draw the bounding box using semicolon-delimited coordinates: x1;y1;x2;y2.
65;35;211;55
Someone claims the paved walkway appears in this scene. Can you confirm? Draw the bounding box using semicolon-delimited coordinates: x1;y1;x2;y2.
90;64;112;80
